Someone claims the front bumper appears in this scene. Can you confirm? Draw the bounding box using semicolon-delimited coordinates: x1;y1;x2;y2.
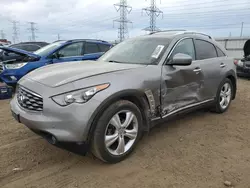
237;66;250;77
10;80;102;143
0;68;27;84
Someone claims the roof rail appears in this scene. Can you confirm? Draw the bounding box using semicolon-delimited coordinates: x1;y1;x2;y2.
67;39;110;43
183;31;212;39
150;29;187;35
150;29;212;39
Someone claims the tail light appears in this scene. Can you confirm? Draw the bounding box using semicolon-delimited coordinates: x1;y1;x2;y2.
234;59;238;65
234;59;244;67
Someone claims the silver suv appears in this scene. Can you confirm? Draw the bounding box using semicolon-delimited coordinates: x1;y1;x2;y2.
10;30;237;163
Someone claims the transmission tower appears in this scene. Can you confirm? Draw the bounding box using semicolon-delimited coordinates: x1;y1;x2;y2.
113;0;132;42
12;21;19;44
0;30;5;39
142;0;163;33
28;22;37;41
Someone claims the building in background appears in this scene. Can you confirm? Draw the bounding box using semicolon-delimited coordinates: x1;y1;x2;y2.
216;37;250;59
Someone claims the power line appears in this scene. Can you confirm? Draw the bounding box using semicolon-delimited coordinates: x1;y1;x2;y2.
28;22;37;41
12;21;19;44
142;0;163;33
0;30;5;39
113;0;132;42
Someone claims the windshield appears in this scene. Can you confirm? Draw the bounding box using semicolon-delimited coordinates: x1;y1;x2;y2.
34;41;65;56
98;37;171;65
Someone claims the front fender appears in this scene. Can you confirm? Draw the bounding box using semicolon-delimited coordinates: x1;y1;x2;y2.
84;89;152;144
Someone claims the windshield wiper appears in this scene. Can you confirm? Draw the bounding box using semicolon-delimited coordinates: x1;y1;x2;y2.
108;60;123;63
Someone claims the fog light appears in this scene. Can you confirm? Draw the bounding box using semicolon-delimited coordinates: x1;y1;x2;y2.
10;76;17;81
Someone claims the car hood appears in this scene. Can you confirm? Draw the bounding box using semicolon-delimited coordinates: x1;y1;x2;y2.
244;39;250;57
0;46;41;59
26;60;147;87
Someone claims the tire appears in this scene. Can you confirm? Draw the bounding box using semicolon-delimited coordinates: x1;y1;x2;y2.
91;100;143;163
211;78;233;113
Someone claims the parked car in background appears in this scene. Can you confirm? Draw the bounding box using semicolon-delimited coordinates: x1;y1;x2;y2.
10;30;237;163
234;39;250;77
0;39;112;86
0;42;49;62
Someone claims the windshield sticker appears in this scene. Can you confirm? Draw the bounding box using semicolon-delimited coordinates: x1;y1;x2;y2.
151;45;164;58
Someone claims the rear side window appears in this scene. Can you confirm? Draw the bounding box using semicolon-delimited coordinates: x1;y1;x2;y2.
57;42;84;57
195;39;217;60
85;42;99;54
98;44;111;52
216;46;226;57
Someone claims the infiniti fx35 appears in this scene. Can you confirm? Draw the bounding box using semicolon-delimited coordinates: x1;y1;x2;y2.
10;30;237;163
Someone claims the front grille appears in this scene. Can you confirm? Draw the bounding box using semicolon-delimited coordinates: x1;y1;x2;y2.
245;62;250;68
0;63;3;73
17;86;43;111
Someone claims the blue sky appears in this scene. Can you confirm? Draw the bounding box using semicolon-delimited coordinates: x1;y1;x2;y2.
0;0;249;43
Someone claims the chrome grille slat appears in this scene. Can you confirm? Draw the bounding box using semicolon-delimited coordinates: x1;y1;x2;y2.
0;63;3;73
17;86;43;112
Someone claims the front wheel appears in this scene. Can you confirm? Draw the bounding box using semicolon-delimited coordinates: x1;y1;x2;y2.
91;100;143;163
211;78;233;113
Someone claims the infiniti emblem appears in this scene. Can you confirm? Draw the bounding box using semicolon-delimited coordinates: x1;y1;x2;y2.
19;93;27;103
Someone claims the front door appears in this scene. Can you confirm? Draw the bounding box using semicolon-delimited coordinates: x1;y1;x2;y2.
161;38;205;116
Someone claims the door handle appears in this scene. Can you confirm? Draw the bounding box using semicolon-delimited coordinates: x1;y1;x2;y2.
220;63;226;68
193;67;201;74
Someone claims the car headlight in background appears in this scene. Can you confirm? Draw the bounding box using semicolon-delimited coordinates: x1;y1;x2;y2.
52;83;110;106
5;63;27;69
237;60;244;67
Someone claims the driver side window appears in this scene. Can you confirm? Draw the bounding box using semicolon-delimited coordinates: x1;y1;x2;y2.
170;38;196;60
56;42;84;57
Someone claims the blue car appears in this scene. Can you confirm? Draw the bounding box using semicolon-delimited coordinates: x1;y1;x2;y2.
0;39;112;86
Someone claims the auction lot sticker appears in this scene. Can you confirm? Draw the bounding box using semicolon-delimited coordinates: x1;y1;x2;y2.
151;45;165;58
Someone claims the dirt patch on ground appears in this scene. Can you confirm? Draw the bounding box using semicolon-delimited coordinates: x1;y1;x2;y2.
0;78;250;188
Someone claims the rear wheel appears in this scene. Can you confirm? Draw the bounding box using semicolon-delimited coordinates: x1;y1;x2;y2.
211;78;233;113
91;100;143;163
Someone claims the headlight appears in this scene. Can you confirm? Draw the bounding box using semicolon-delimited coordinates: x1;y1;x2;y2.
51;83;110;106
5;63;27;69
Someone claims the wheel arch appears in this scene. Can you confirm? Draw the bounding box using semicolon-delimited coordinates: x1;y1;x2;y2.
85;89;152;145
224;70;237;100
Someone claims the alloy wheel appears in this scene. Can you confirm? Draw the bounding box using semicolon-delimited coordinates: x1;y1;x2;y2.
219;83;232;109
105;110;138;156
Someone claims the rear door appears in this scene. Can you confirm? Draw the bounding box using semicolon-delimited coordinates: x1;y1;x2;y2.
52;42;85;63
82;42;104;60
194;38;222;100
161;38;205;115
98;43;112;53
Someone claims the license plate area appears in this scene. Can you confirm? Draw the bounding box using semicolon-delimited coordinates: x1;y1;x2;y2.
11;110;20;123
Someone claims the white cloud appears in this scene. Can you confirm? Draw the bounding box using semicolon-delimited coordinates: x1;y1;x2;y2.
0;0;249;43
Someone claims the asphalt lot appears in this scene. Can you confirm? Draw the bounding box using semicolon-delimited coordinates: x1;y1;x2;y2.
0;78;250;188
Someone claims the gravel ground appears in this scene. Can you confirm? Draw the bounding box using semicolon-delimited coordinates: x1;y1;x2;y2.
0;78;250;188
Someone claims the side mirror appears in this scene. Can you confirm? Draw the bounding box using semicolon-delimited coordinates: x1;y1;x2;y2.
170;53;192;66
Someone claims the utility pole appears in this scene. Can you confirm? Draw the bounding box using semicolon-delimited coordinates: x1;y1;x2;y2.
240;22;244;37
0;30;5;39
113;0;132;42
28;22;37;41
57;33;60;40
12;21;19;44
142;0;163;34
